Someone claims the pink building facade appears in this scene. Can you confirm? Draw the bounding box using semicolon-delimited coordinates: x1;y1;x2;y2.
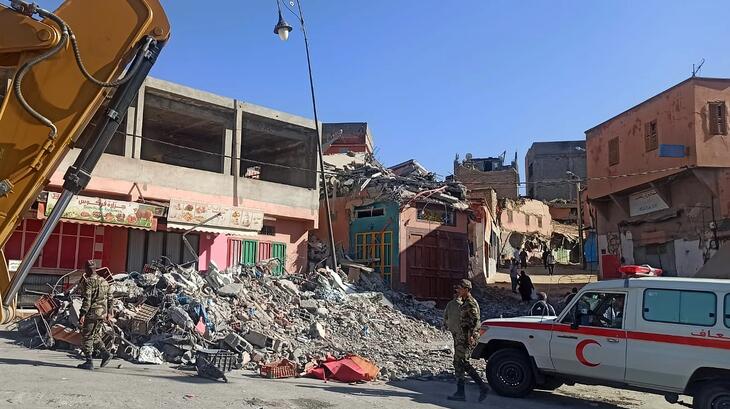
2;77;320;304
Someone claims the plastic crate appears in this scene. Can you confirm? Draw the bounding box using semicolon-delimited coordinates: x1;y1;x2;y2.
196;348;238;373
260;359;297;379
129;304;158;335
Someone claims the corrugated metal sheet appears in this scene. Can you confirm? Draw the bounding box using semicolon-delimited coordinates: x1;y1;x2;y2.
165;233;182;264
126;229;146;273
146;231;164;264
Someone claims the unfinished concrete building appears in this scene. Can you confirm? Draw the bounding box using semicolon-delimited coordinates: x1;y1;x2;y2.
3;76;321;303
525;141;586;201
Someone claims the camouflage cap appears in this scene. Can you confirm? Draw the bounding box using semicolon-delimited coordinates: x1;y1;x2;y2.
456;279;472;290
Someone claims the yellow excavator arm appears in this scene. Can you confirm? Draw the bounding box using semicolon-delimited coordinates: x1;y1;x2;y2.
0;0;170;323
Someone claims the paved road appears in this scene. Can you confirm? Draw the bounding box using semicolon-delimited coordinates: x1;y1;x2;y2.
0;329;679;409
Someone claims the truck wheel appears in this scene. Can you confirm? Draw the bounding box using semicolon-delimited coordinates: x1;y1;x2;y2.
485;349;535;398
695;382;730;409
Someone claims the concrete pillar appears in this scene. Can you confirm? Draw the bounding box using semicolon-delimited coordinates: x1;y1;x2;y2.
224;128;233;175
233;102;243;206
124;106;135;158
133;83;146;159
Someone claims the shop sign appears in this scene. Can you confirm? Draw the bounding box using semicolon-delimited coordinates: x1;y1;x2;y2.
168;199;264;232
45;192;157;229
629;189;669;217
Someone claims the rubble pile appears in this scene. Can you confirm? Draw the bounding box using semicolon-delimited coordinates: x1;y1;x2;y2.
472;285;527;319
16;258;456;381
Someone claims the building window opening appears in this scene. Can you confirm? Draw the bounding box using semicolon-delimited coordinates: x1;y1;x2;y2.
645;119;658;151
608;137;620;166
240;115;317;189
709;101;728;135
417;205;455;225
141;92;227;174
356;207;385;218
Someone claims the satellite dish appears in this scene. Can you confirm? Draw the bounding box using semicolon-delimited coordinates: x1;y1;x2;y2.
465;153;473;160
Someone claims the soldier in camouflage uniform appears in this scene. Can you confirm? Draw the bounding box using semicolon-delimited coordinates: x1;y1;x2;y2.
448;278;489;402
77;260;114;370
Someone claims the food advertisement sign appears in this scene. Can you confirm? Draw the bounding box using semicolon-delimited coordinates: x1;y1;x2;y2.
168;199;264;232
45;192;156;229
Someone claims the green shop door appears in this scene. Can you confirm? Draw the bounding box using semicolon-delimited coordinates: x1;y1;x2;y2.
241;240;258;265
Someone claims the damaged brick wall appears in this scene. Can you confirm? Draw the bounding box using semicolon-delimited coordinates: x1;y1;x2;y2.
454;166;519;200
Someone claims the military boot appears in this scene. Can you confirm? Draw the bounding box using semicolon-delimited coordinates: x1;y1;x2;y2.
77;355;94;370
468;367;489;402
99;350;112;368
447;379;466;401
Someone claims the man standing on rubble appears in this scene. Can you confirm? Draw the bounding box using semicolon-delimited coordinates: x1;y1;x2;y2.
448;279;489;402
77;260;113;370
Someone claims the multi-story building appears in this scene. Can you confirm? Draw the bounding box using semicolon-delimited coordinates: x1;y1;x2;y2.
585;77;730;278
453;152;520;199
525;141;586;201
1;76;321;304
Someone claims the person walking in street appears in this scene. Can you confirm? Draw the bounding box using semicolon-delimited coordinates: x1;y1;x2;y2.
77;260;114;370
447;279;489;403
546;250;556;276
530;292;556;316
509;258;519;294
564;287;579;305
542;247;550;270
517;270;534;302
519;248;528;268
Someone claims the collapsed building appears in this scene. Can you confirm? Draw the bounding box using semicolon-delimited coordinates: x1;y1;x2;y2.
498;198;580;266
311;156;500;304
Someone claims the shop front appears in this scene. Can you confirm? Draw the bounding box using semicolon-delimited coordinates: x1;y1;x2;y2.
3;192;163;306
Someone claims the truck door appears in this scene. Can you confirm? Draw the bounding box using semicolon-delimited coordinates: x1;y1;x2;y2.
550;292;627;382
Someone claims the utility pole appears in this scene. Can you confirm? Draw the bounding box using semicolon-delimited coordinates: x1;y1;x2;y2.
576;180;585;269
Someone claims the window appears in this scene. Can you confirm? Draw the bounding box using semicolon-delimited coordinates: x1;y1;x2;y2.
354;231;393;283
524;214;530;226
417;205;455;225
528;163;534;178
709;101;728;135
643;289;716;326
537;216;543;228
506;210;514;223
356;207;385;218
562;292;626;329
645;120;658;151
608;137;620;166
725;294;730;328
259;225;276;236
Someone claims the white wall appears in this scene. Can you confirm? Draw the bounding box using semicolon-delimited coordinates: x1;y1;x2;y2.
674;239;705;277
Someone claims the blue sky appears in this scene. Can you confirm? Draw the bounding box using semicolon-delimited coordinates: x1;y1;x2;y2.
34;1;730;179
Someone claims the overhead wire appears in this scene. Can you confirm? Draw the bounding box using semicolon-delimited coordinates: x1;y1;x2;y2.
88;125;692;186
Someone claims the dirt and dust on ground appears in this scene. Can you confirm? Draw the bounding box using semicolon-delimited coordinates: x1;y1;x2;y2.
0;326;676;409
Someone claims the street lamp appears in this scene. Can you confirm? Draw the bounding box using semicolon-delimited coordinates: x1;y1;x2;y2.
274;0;338;269
566;171;585;269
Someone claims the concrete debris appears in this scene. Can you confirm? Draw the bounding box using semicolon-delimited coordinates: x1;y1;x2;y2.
17;256;528;381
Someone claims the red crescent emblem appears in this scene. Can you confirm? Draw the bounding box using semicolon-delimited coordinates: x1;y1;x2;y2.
576;339;601;367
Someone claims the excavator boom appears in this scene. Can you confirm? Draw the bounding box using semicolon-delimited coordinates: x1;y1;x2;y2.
0;0;170;323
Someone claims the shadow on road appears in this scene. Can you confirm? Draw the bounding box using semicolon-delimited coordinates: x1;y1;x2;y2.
0;357;77;369
296;379;637;409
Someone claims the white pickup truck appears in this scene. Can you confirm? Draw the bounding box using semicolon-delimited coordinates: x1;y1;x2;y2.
472;277;730;408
